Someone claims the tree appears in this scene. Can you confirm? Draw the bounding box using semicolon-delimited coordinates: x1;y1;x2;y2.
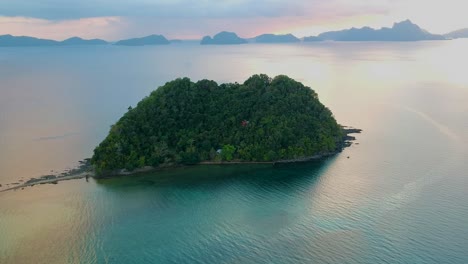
221;145;236;161
91;74;344;176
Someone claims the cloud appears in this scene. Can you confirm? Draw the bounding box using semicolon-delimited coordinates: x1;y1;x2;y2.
0;0;467;39
0;0;397;40
0;16;126;40
0;0;389;20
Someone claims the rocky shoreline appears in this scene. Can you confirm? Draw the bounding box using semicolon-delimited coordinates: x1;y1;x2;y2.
274;127;362;164
0;159;94;193
0;127;361;192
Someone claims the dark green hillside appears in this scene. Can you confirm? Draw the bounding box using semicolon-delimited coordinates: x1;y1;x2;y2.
91;75;344;175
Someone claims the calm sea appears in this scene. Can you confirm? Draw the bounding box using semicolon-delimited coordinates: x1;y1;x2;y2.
1;41;467;263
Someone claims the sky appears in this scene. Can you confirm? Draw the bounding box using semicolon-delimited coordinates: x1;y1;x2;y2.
0;0;467;40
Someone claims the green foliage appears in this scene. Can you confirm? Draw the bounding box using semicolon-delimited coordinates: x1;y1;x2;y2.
91;74;344;175
221;145;236;161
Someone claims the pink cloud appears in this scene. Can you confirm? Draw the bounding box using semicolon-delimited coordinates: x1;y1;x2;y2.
0;16;127;41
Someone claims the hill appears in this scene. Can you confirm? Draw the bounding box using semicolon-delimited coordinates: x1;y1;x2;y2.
0;35;109;46
303;36;324;42
445;29;468;39
201;32;247;45
318;20;446;41
0;34;59;46
91;74;347;175
115;35;170;46
61;37;108;45
254;34;300;43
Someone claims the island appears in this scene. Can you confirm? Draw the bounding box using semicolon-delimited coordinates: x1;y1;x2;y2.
303;36;324;42
114;35;170;46
254;34;300;43
318;20;446;41
0;34;108;46
91;74;358;176
0;74;361;191
60;37;108;45
445;29;468;39
0;34;60;46
200;32;247;45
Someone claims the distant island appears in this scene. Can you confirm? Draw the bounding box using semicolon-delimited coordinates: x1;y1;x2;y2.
2;20;458;47
0;35;108;47
317;20;446;41
445;29;468;39
0;34;58;46
114;35;170;46
61;37;108;45
303;36;324;42
201;32;247;45
91;74;358;176
254;34;300;43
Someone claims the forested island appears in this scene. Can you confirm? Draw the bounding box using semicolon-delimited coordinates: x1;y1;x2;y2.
0;35;108;46
91;74;357;176
200;32;247;45
254;34;300;43
114;35;170;46
316;20;445;41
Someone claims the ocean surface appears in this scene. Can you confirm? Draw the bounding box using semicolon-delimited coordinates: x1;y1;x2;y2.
0;41;467;263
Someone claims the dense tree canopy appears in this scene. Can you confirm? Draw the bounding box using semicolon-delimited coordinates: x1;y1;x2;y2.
91;74;344;175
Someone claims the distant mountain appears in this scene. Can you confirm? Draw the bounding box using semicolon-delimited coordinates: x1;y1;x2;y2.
61;37;107;45
445;29;468;39
0;34;59;47
303;36;324;42
201;32;247;45
0;35;109;47
318;20;446;41
169;39;183;44
254;34;300;43
115;35;170;46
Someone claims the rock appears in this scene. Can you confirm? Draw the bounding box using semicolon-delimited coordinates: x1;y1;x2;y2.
42;175;57;180
26;178;39;184
343;128;362;134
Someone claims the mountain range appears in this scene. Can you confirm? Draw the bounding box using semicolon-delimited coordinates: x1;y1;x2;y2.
314;20;445;41
0;35;108;47
2;20;466;47
445;29;468;39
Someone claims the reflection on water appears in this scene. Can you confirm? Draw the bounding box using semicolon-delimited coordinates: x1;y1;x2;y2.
96;161;332;190
0;161;333;263
1;41;468;263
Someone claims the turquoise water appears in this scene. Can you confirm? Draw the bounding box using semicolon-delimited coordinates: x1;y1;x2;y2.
1;41;468;263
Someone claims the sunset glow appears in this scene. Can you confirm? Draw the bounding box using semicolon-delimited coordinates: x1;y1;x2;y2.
1;0;467;40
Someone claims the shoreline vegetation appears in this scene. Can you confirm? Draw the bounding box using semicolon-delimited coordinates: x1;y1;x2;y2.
0;127;361;193
91;75;349;176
